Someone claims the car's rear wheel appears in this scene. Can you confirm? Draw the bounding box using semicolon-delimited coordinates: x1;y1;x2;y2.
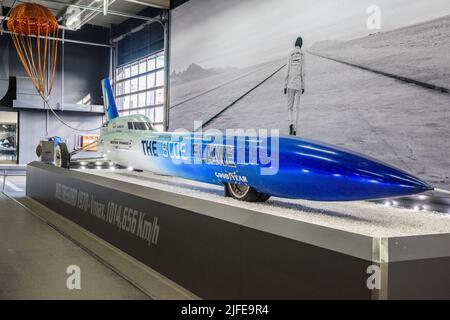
36;144;42;158
54;142;70;169
226;183;271;202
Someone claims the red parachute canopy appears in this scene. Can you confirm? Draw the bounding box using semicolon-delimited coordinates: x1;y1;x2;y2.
7;3;59;97
7;3;58;35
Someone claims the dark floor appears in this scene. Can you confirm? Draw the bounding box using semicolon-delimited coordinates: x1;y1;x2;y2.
0;192;150;299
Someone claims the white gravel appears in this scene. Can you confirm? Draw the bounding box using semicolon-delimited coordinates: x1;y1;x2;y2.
83;169;450;238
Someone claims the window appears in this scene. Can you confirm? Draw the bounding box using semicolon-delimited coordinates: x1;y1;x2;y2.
76;93;91;105
0;111;18;163
115;51;165;131
127;122;155;131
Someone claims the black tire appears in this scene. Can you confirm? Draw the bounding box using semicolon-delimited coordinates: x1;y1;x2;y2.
54;142;70;168
256;193;271;202
36;144;42;158
225;183;271;202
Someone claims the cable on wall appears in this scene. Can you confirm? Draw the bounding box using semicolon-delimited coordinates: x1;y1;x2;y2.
39;93;104;132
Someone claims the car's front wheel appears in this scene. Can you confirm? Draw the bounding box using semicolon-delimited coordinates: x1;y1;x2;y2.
225;183;270;202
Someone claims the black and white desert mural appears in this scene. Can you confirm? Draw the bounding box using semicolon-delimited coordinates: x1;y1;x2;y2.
169;0;450;189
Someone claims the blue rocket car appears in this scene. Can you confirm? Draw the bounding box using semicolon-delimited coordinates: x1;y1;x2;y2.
86;78;433;202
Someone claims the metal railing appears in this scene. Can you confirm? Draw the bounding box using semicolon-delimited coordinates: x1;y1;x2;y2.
0;165;27;193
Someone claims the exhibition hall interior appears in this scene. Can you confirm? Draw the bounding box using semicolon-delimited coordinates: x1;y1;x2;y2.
0;0;450;302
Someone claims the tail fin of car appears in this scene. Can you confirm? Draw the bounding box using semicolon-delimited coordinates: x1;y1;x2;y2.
101;77;119;120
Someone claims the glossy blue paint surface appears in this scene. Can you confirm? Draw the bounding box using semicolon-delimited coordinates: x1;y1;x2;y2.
256;136;432;201
137;133;432;201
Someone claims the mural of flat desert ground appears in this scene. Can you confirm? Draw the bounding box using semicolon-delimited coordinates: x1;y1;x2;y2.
169;18;450;190
309;15;450;90
169;60;285;131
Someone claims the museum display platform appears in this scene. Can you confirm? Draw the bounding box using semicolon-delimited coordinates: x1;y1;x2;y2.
26;161;450;299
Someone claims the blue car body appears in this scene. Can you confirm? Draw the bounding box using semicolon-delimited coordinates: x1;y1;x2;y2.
100;78;432;201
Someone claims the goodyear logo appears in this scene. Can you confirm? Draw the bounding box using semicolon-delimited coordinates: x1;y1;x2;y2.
215;172;248;183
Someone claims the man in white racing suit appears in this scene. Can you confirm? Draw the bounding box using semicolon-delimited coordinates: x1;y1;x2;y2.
284;37;305;136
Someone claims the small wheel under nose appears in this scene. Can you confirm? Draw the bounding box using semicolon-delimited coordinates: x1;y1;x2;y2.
225;183;271;202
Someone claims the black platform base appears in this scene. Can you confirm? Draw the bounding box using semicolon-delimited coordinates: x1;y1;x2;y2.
26;162;450;299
